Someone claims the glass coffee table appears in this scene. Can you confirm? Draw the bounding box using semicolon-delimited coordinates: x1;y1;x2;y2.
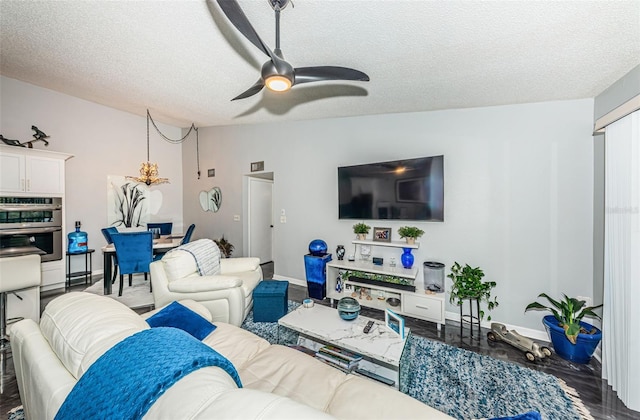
278;303;410;389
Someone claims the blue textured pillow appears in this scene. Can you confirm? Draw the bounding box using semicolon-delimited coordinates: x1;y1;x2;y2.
146;301;216;340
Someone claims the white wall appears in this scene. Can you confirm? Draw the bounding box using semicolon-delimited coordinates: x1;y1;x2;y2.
0;75;595;333
183;98;595;332
0;76;184;274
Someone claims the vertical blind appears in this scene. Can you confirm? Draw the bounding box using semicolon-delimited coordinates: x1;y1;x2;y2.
602;109;639;411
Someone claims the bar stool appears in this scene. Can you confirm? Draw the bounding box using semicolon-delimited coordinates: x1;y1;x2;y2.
0;254;41;352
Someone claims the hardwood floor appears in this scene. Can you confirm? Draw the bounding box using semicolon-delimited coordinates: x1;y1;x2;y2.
2;275;638;419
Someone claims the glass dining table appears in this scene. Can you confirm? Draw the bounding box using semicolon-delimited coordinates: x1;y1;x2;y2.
101;235;183;295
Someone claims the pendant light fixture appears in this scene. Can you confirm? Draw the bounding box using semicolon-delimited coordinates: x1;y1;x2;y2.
126;110;169;186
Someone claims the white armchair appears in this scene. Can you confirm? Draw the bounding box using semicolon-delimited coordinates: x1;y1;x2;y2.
150;243;262;326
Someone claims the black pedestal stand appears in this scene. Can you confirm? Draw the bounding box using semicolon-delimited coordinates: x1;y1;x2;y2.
459;298;481;340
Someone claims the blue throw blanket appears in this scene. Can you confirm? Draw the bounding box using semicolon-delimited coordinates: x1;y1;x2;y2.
55;327;242;420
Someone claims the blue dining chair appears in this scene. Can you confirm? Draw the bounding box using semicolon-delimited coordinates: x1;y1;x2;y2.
153;224;197;262
101;227;119;285
180;224;196;245
110;231;153;297
147;222;173;236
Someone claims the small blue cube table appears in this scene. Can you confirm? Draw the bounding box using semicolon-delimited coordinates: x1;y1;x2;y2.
252;280;289;322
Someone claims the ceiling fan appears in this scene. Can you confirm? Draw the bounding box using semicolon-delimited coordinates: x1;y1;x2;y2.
216;0;370;101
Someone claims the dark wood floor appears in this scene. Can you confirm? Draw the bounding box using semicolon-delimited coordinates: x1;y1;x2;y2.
2;271;638;419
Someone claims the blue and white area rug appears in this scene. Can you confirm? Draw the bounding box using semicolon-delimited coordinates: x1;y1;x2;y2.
241;301;592;420
6;406;22;420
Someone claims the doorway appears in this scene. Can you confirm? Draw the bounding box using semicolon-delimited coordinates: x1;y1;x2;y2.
247;175;273;265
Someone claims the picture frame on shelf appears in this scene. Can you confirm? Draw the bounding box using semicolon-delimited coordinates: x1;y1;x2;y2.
385;309;405;339
373;227;392;242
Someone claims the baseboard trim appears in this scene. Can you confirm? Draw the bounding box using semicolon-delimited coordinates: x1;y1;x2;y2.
444;310;550;342
273;274;306;288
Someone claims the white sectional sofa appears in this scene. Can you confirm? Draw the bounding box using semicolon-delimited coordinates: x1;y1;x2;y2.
11;292;453;419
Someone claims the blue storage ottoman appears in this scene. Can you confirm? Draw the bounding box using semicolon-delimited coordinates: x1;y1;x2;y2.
252;280;289;322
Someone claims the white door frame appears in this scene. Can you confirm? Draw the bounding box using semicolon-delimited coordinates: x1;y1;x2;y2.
246;175;274;264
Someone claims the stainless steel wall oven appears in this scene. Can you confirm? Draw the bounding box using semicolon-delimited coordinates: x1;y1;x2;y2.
0;197;62;262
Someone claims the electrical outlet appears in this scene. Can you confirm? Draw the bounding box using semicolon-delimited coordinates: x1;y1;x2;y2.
280;215;286;223
233;215;240;221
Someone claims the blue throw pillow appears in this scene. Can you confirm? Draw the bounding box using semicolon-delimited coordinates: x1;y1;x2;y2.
146;301;216;340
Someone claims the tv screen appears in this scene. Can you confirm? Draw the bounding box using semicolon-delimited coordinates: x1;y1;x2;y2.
338;155;444;221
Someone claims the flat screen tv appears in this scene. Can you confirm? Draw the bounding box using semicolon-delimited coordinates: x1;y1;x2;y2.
338;155;444;221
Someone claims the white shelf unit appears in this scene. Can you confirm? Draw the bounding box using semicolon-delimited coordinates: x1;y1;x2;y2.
351;239;419;249
326;239;445;329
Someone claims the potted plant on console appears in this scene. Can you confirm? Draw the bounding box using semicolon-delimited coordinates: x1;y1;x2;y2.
448;262;498;324
353;222;371;240
397;226;424;245
525;293;602;364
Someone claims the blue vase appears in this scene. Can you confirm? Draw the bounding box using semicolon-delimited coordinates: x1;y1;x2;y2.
401;248;414;269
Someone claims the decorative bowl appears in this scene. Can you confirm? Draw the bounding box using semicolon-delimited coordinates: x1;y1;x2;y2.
386;297;401;307
337;297;360;321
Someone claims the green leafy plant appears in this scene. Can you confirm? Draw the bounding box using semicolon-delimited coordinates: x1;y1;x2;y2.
447;262;498;321
340;269;414;288
352;222;371;234
397;226;425;239
525;293;602;344
214;236;234;258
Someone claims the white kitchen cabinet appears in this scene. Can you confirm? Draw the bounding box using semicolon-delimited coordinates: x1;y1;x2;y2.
0;150;25;192
0;146;70;195
41;260;66;291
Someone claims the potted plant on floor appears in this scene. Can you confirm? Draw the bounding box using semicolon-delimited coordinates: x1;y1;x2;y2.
352;222;371;240
525;293;602;364
214;236;234;258
448;262;498;321
397;226;424;245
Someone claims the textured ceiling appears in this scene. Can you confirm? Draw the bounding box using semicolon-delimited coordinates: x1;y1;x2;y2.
1;0;639;128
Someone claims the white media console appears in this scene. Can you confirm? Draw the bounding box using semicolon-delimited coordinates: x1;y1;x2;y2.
326;240;445;329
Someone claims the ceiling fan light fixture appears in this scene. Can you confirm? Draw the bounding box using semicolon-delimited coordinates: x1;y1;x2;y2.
265;75;292;92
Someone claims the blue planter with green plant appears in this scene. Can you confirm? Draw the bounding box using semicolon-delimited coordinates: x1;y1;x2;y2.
526;294;603;364
542;315;602;363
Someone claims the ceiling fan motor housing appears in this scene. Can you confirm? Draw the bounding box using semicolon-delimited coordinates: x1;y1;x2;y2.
262;59;294;91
